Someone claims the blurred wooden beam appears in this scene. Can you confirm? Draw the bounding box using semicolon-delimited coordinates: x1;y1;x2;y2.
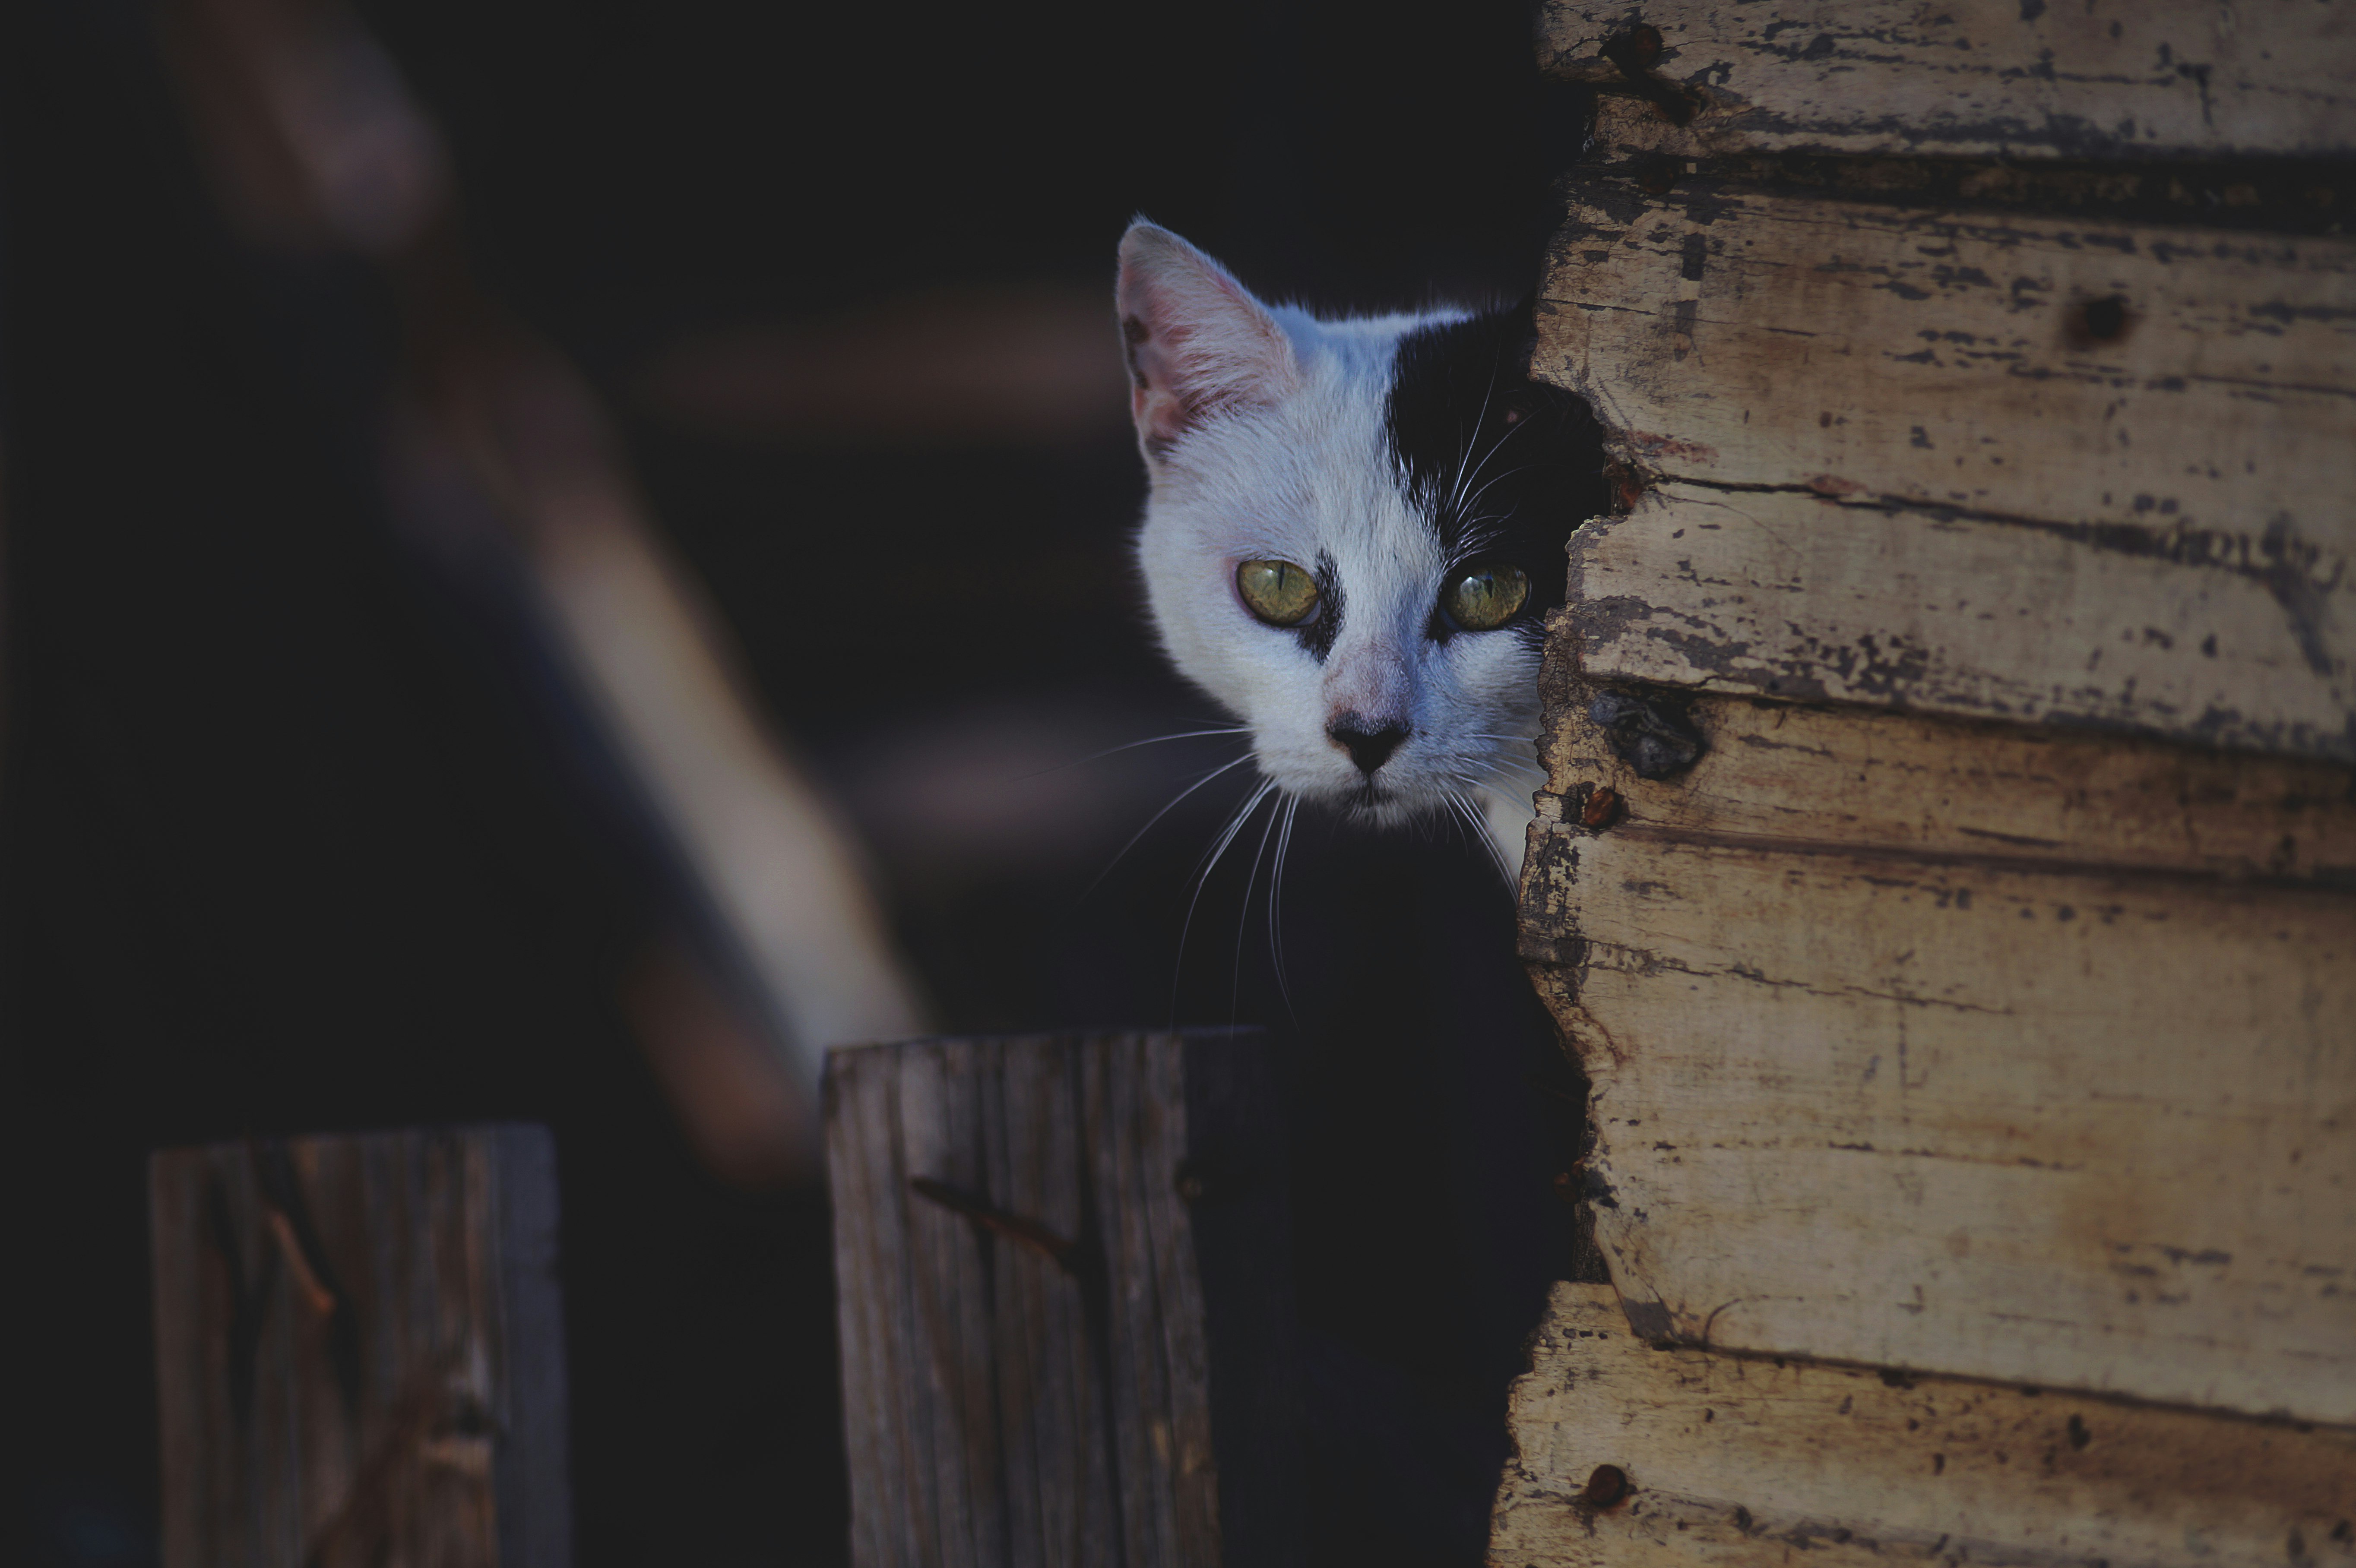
158;0;933;1138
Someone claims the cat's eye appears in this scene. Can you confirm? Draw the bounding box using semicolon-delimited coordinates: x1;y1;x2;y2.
1236;560;1320;627
1440;565;1529;631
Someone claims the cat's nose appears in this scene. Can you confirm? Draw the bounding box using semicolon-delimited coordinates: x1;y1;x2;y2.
1327;714;1409;778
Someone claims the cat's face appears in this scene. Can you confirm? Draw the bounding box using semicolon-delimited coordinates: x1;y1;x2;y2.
1118;221;1603;834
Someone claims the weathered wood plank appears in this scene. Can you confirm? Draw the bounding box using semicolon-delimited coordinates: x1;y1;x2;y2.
1514;783;2356;1421
1538;181;2356;755
1491;1282;2356;1568
1537;183;2356;552
1577;98;2356;234
1537;0;2356;161
824;1031;1299;1568
150;1124;572;1568
1565;484;2356;761
1532;679;2356;886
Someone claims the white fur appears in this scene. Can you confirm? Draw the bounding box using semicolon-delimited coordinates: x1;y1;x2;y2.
1119;222;1539;868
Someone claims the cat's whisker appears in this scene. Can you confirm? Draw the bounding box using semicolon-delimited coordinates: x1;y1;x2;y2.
1267;795;1302;1022
1444;360;1507;519
1458;455;1552;521
1444;784;1517;883
1078;752;1254;905
1229;793;1285;1026
1440;785;1483;846
1450;398;1541;522
1013;725;1252;781
1171;778;1278;1020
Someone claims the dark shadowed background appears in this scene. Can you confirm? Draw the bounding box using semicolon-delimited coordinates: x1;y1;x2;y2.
1;1;1592;1562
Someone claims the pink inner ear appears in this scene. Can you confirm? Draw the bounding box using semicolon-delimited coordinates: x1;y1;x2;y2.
1121;313;1200;451
1117;227;1296;456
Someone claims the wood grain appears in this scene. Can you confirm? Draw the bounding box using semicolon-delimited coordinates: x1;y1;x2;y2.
1539;184;2356;545
1533;178;2356;759
1533;679;2356;887
1566;484;2356;761
1537;0;2356;161
1491;1282;2356;1568
824;1031;1298;1568
150;1124;571;1568
1514;686;2356;1424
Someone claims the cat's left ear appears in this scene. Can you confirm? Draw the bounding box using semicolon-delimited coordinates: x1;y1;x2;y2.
1118;220;1299;460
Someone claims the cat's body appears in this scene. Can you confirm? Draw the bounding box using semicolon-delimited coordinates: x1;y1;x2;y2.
1116;221;1606;864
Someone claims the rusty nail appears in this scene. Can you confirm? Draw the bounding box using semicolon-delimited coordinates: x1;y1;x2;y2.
1602;459;1646;513
910;1176;1080;1269
1633;155;1681;196
1599;24;1697;126
1582;1463;1631;1507
1552;1171;1580;1208
1582;786;1623;831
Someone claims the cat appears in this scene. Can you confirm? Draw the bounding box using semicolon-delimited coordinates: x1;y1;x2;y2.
1115;219;1607;867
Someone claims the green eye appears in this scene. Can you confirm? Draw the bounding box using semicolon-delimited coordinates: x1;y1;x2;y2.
1441;564;1530;631
1236;559;1320;627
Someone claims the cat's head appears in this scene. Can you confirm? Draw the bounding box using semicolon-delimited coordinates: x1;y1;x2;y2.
1117;220;1604;834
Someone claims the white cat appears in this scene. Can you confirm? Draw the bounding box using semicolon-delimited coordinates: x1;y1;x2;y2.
1116;220;1606;867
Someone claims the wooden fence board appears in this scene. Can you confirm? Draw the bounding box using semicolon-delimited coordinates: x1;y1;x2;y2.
824;1031;1299;1568
1532;684;2356;885
1536;0;2356;161
1515;797;2356;1421
1492;1283;2356;1568
150;1124;571;1568
1566;483;2356;761
1536;185;2356;553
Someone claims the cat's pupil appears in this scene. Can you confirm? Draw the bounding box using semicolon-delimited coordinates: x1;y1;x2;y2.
1236;559;1320;627
1441;565;1530;632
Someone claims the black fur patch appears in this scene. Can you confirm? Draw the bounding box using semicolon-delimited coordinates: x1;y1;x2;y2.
1384;306;1608;644
1299;548;1344;661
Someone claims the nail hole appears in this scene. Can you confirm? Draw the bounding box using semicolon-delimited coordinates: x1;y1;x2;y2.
2071;294;2131;345
1581;1463;1631;1507
1605;23;1663;70
1633;155;1681;196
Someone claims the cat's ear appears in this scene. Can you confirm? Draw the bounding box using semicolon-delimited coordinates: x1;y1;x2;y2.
1118;221;1299;459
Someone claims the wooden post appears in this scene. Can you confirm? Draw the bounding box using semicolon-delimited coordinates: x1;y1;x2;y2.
825;1030;1300;1568
150;1123;572;1568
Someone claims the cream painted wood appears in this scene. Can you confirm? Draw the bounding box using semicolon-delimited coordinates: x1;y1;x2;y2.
1563;484;2356;761
1536;186;2356;583
1536;0;2356;161
1491;1283;2356;1568
1515;787;2356;1420
1531;685;2356;886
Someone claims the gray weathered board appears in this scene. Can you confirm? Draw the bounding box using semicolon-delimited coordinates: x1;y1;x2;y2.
1537;183;2356;762
1491;1283;2356;1568
1537;0;2356;161
149;1124;571;1568
1519;686;2356;1426
824;1030;1298;1568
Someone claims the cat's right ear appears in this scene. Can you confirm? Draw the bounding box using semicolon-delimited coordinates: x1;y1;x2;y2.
1117;221;1299;461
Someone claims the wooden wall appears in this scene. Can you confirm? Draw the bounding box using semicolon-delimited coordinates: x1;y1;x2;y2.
1501;3;2356;1559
